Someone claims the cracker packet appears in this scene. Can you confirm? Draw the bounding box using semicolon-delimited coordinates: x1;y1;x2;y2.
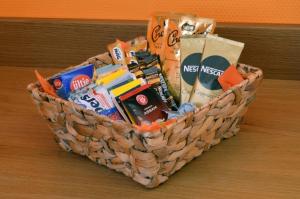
163;15;215;61
190;34;244;107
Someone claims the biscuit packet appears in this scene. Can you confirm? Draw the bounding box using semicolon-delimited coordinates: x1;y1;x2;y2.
163;15;215;61
107;39;127;65
190;34;244;107
180;35;206;104
147;12;169;58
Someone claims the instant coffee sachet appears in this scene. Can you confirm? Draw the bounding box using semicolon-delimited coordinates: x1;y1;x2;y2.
190;34;244;107
180;35;206;104
162;14;215;103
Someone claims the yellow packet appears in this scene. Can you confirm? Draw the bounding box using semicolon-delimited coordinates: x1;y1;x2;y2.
96;69;127;85
110;78;144;97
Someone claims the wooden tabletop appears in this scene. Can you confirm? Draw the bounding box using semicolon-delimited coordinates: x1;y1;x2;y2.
0;66;299;199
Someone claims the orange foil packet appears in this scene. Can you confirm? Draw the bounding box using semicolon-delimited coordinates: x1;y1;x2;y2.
107;39;127;65
147;13;168;58
34;70;58;97
218;65;244;91
163;15;216;61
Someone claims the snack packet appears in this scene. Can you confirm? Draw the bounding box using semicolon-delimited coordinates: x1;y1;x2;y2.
95;64;127;78
120;84;169;125
163;15;215;61
107;39;127;65
147;13;168;57
96;68;127;85
180;35;206;104
218;65;244;91
34;70;58;97
109;78;145;122
50;64;94;99
69;84;122;120
190;34;244;107
143;65;178;111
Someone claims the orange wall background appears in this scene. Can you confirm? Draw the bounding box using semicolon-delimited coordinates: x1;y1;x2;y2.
1;0;300;24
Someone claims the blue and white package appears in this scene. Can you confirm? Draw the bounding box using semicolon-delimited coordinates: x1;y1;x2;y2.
50;64;94;99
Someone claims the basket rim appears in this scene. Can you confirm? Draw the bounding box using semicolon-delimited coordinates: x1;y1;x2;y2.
27;61;263;134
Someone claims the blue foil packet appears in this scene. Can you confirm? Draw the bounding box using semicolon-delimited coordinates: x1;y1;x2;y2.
50;64;94;99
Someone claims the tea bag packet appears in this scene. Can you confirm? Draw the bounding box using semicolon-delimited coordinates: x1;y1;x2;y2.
109;78;146;122
190;34;244;107
119;84;169;125
180;35;206;104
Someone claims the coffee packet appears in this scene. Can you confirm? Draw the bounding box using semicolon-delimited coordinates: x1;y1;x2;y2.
161;14;215;103
180;35;206;104
190;34;244;107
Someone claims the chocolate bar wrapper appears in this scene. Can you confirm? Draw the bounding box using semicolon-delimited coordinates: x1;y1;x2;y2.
143;65;178;111
190;34;244;107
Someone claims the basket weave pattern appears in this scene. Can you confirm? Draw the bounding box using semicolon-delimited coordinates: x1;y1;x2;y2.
27;52;263;188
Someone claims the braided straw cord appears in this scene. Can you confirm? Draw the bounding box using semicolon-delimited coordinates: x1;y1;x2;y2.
27;52;263;188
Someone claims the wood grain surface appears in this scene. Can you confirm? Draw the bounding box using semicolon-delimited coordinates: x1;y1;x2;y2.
0;18;300;80
0;66;299;199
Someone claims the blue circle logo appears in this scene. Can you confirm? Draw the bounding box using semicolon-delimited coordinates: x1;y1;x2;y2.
180;53;202;86
199;55;230;90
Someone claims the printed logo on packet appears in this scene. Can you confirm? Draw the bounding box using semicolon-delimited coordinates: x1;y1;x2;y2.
180;53;202;85
167;30;180;47
136;94;148;106
152;25;163;42
53;79;63;89
181;22;195;32
70;75;91;91
199;55;230;90
113;47;123;61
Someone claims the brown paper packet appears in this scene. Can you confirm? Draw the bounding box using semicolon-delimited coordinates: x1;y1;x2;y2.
180;35;206;104
190;34;244;107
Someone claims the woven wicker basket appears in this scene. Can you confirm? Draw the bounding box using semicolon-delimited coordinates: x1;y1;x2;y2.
27;51;263;188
